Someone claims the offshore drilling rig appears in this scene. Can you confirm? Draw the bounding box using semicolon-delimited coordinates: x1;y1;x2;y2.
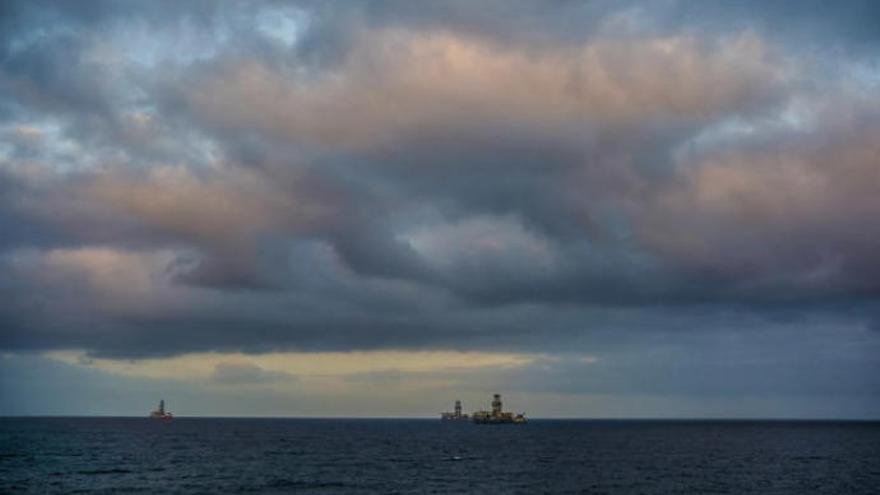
440;399;469;421
471;394;527;424
441;394;527;424
149;399;173;421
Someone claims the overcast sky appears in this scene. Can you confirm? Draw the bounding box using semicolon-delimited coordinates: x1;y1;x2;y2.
1;0;879;418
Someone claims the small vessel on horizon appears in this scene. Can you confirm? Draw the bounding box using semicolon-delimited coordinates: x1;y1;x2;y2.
149;399;173;421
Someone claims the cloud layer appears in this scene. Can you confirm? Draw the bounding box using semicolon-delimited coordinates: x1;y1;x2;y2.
1;1;879;416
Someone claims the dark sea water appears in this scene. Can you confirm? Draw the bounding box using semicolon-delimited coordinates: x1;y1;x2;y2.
1;418;878;494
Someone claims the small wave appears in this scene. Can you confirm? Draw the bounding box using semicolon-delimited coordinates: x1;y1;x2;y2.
791;455;827;462
76;468;132;475
265;478;348;489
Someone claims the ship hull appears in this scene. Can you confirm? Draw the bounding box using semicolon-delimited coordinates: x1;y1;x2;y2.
472;417;526;425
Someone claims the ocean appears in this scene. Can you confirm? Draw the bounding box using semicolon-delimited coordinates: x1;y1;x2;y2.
1;418;878;494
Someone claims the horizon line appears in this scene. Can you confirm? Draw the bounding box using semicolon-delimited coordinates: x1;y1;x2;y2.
2;414;879;422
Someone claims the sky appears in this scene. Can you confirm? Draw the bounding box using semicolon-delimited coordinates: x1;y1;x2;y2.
1;0;879;418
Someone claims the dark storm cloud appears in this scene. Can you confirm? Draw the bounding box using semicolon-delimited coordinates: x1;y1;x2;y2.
1;0;880;380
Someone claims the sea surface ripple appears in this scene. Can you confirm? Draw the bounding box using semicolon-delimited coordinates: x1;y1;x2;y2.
1;418;878;494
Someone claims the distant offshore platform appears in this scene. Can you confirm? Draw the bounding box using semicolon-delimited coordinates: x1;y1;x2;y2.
149;399;173;421
441;394;527;424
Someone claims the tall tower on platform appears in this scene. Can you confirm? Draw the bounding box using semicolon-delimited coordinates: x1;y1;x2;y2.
491;394;502;416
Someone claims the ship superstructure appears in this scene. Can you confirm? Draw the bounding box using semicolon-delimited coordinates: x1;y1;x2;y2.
471;394;526;424
440;400;469;421
149;399;173;421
